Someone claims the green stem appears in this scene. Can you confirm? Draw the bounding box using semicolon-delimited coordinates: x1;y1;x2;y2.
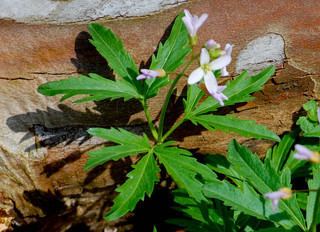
157;52;198;141
160;116;186;142
310;187;320;232
141;100;158;140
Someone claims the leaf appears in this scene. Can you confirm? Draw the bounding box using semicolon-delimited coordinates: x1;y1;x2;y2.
191;66;275;116
88;127;150;147
184;85;204;116
85;128;150;170
192;115;280;142
88;23;142;91
302;100;318;122
227;140;306;230
169;190;224;232
268;132;296;172
296;193;308;210
38;73;142;102
203;181;294;229
105;153;159;221
145;14;191;99
204;155;243;187
306;165;320;229
150;14;191;72
154;144;216;202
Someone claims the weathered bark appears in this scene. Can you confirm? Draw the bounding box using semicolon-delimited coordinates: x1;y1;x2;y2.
0;0;319;231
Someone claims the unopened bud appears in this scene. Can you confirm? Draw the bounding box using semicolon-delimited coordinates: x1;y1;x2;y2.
155;69;166;77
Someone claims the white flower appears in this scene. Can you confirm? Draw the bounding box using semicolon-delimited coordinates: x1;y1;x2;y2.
187;48;231;106
182;9;208;38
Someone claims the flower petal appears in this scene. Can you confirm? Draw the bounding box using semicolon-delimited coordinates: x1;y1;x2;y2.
204;72;218;93
188;67;204;84
183;9;192;20
224;43;233;56
209;55;232;70
294;144;313;159
195;13;208;31
200;48;210;65
141;69;159;78
317;107;320;124
136;74;146;80
221;67;229;76
217;85;227;92
182;17;194;36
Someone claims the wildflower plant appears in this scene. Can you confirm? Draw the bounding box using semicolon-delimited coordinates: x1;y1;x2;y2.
169;100;320;232
37;10;280;222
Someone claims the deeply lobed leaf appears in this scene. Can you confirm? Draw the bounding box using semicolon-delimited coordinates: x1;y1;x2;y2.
192;115;280;142
190;66;275;116
88;24;142;90
154;143;216;202
306;165;320;229
145;14;191;99
37;73;141;102
85;128;151;170
203;181;295;229
227;140;306;230
105;153;160;221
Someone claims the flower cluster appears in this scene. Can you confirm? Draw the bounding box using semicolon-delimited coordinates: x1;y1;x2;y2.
136;9;232;106
187;44;232;106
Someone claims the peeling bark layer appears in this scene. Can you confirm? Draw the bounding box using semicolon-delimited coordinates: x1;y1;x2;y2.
0;0;319;231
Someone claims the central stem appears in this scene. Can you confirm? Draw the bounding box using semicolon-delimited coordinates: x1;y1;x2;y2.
142;99;158;141
157;52;198;142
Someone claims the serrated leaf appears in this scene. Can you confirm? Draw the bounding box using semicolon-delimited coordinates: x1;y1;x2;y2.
37;73;141;102
304;126;320;137
302;100;318;122
184;85;204;116
105;153;159;221
227;140;306;230
88;127;150;147
204;155;243;187
192;115;280;141
203;181;295;229
88;23;143;92
170;190;224;232
191;66;275;116
155;144;216;202
85;145;149;171
269;132;296;172
306;165;320;229
145;14;191;99
85;128;151;170
150;14;190;72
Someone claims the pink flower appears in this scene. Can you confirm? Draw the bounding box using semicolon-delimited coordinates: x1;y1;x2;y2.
136;69;166;80
205;39;220;50
317;107;320;124
293;144;320;163
265;188;292;210
182;9;208;38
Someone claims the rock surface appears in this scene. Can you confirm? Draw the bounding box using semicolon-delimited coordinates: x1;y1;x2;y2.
0;0;319;231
